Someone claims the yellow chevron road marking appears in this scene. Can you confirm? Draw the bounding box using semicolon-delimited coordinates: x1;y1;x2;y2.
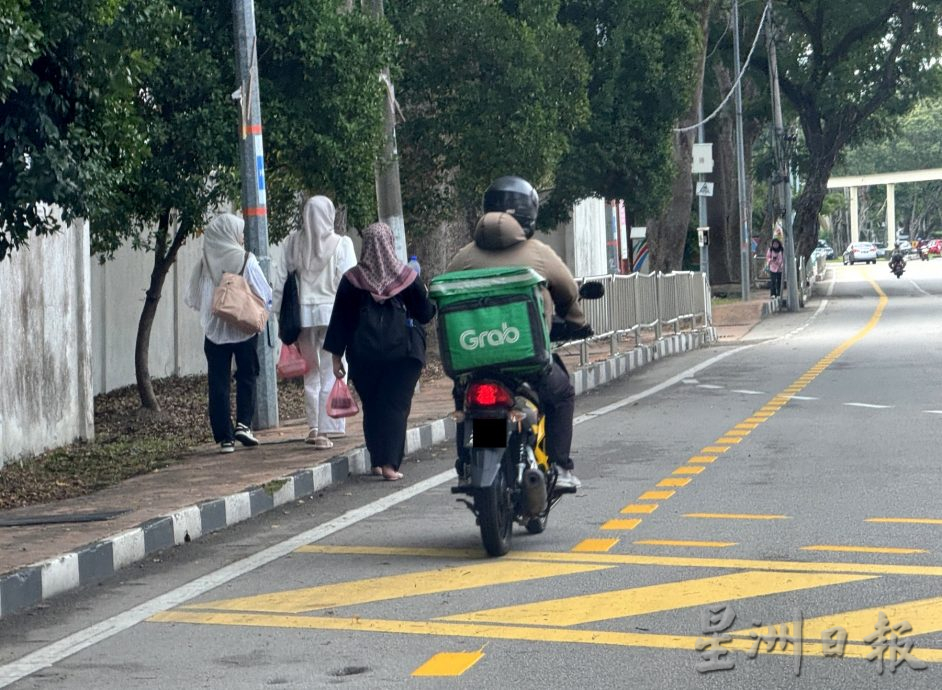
438;571;874;627
186;559;610;614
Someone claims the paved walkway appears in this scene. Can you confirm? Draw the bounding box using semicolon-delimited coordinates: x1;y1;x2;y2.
0;300;772;619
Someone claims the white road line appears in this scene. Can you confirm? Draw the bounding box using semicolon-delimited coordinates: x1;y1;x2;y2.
697;384;724;390
843;402;893;409
909;279;932;297
789;395;819;401
731;389;765;395
923;410;942;415
682;378;699;384
1;342;754;687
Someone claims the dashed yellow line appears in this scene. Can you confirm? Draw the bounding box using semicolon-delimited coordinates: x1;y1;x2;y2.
634;539;737;548
412;651;484;677
801;545;928;555
656;477;690;488
572;538;620;553
601;519;642;531
688;455;717;464
621;503;659;514
715;436;742;444
866;517;942;525
673;466;704;475
701;445;730;453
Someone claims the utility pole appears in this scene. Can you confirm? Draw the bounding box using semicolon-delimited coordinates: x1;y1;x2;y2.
766;2;798;312
697;100;710;287
732;0;751;301
368;0;408;262
232;0;278;428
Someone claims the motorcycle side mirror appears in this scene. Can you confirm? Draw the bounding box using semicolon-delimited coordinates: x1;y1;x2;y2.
579;282;605;300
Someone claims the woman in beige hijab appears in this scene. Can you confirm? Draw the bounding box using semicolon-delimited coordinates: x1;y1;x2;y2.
273;196;356;448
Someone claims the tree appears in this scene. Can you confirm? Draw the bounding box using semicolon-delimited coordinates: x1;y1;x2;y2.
550;0;705;249
386;0;589;239
836;99;942;238
752;0;942;258
0;0;150;261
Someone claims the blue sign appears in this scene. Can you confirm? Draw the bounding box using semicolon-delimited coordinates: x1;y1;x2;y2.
256;155;265;192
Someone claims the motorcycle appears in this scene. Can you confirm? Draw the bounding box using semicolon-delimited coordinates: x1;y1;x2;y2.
891;256;906;278
920;246;929;261
450;282;604;556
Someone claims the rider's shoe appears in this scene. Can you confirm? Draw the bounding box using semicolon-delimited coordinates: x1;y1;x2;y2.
556;469;582;490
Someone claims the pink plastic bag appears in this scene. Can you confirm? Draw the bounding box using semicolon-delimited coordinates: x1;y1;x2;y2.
326;378;359;418
276;344;308;380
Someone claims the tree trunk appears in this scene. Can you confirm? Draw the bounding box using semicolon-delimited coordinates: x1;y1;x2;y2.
793;150;838;258
135;211;189;411
706;64;740;286
647;1;713;275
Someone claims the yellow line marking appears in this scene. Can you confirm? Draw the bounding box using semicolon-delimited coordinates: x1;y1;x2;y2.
621;503;658;514
295;544;481;558
701;445;730;453
744;596;942;643
743;417;767;423
245;543;942;578
187;560;612;613
412;651;484;677
639;490;675;500
572;538;619;553
437;571;874;627
685;513;790;521
601;519;642;530
656;477;690;488
801;545;928;555
723;430;750;437
148;610;942;662
688;455;717;463
866;518;942;525
634;539;737;548
753;411;775;418
715;437;742;444
673;466;704;475
734;423;758;430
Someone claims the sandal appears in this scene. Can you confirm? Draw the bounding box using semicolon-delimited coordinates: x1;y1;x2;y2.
312;436;334;450
371;467;383;476
382;467;404;481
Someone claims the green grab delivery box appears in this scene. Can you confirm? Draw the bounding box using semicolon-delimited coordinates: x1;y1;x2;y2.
429;266;551;378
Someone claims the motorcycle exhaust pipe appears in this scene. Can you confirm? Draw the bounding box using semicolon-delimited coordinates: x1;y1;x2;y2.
523;467;548;516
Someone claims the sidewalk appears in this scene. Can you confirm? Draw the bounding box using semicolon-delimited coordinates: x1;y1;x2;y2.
0;306;775;620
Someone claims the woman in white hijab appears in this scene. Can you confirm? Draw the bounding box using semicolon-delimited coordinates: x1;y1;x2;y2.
272;196;356;448
185;213;272;453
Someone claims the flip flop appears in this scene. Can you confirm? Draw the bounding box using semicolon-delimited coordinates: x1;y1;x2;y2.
371;467;383;476
382;470;404;481
312;436;334;450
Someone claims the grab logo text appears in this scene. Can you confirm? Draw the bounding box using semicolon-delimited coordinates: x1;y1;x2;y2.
459;323;521;351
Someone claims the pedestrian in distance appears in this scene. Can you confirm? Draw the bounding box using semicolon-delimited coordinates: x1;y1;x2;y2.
272;196;357;449
184;213;272;454
766;238;784;298
324;222;436;481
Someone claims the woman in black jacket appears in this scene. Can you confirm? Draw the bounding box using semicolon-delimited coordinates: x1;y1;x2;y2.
324;222;436;480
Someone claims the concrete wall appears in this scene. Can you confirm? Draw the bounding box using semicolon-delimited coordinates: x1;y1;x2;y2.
0;220;94;467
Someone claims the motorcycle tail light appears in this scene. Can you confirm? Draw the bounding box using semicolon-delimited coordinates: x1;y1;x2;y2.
466;382;514;409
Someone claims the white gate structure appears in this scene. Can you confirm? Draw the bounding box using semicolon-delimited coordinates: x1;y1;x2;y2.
827;168;942;246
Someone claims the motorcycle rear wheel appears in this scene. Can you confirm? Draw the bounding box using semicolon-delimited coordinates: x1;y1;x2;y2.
476;471;513;556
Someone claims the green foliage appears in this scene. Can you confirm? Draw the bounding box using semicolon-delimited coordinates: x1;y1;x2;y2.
89;0;238;257
386;0;589;236
545;0;704;226
0;0;152;260
257;0;396;238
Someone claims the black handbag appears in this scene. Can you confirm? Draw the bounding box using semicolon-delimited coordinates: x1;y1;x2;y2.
278;272;302;345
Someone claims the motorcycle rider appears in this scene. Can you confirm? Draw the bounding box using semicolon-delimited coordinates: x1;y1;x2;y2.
445;176;590;489
889;242;906;272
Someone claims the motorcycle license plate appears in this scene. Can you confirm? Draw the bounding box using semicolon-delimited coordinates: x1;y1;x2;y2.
472;418;507;448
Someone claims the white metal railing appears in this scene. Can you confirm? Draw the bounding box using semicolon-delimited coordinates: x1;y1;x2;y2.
562;271;711;365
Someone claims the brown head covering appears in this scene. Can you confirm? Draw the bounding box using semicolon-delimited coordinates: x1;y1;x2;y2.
345;222;416;302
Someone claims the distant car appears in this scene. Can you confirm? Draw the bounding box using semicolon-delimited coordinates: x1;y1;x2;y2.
842;242;877;265
898;240;913;254
873;242;887;258
928;239;942;255
816;239;835;259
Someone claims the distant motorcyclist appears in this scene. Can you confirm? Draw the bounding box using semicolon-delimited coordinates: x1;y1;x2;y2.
445;176;588;489
889;242;906;272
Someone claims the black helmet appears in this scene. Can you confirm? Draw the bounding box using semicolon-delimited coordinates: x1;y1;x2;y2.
482;176;539;238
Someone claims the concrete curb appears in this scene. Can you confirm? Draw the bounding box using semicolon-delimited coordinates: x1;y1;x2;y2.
0;328;714;620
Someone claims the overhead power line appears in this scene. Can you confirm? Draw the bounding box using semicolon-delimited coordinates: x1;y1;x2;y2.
675;0;772;134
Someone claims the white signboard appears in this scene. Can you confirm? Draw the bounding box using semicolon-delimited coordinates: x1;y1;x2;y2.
692;143;714;174
630;226;647;239
696;181;714;197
